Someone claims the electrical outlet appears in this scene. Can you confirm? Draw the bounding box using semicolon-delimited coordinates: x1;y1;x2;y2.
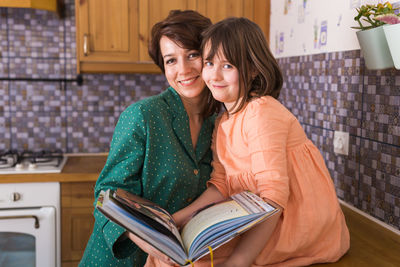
333;131;349;156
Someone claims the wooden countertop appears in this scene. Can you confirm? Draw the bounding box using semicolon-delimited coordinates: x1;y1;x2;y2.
0;155;107;183
312;202;400;267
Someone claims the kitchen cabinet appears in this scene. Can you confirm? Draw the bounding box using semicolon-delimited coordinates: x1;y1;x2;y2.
197;0;270;40
0;0;59;13
61;182;95;267
75;0;270;74
75;0;157;73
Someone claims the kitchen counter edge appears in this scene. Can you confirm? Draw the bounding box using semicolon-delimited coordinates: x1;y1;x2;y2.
0;155;107;183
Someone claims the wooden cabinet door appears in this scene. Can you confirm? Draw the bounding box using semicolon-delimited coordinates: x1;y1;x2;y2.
61;207;95;262
197;0;248;23
197;0;270;41
61;182;95;265
75;0;159;73
137;0;199;62
76;0;137;62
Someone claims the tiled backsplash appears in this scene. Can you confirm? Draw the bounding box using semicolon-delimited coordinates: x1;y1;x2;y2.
0;2;399;230
0;3;168;152
278;51;400;230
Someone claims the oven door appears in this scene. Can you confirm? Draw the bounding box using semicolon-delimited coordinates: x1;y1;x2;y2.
0;207;56;267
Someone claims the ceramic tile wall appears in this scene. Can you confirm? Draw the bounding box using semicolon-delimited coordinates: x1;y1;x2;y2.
0;2;399;229
0;4;168;153
278;52;400;230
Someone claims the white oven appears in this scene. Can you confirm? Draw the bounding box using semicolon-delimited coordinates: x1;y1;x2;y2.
0;182;60;267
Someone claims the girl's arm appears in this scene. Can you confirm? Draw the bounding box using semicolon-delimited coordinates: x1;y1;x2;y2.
173;185;225;227
217;199;283;267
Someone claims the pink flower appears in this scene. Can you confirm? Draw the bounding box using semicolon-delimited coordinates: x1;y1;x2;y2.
375;14;400;25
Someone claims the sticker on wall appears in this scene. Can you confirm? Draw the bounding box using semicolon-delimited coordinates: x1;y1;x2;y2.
279;32;285;54
313;19;319;49
319;20;328;48
284;0;292;15
337;14;342;27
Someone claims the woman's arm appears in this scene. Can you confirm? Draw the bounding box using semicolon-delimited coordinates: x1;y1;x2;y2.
217;199;283;267
173;185;225;227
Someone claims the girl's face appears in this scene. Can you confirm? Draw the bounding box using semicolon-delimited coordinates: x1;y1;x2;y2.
160;36;206;102
202;43;241;113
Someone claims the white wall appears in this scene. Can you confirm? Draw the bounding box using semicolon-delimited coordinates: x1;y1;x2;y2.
270;0;395;58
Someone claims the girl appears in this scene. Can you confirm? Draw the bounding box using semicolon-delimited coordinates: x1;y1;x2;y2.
146;17;350;267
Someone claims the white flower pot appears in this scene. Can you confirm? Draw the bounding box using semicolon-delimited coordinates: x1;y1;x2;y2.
356;26;394;70
383;23;400;70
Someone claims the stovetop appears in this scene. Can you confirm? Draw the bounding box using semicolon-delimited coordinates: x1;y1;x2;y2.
0;149;68;174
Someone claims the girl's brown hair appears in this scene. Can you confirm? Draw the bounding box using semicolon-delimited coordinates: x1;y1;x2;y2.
201;17;283;114
148;10;220;117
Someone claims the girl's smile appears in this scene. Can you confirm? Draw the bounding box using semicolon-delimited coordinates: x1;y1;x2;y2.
202;44;242;113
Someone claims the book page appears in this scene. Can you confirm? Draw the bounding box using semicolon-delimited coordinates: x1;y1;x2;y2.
232;191;276;213
181;200;249;251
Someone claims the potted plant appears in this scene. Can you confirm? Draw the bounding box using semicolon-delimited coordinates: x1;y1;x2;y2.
379;13;400;69
352;2;400;70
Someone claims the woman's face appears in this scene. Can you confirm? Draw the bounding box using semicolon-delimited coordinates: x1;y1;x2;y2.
160;36;206;102
202;43;241;112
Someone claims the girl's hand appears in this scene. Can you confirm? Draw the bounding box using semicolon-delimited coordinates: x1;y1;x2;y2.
126;232;177;265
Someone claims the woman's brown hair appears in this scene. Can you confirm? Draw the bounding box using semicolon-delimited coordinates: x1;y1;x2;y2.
201;17;283;114
148;10;220;117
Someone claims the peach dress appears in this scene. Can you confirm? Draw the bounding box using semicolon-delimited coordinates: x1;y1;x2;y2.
146;96;350;267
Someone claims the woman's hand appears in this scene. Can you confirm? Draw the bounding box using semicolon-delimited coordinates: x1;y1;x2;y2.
126;232;177;265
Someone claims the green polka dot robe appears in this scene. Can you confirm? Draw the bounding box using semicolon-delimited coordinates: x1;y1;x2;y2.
79;87;216;267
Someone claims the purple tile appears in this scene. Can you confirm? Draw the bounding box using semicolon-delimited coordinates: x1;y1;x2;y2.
0;57;8;77
9;57;65;79
302;125;359;206
66;111;118;153
361;68;400;145
0;81;9;113
0;8;8;59
9;81;65;113
358;139;400;230
7;8;64;59
0;110;11;150
119;74;167;111
66;74;120;113
10;111;66;151
278;50;364;136
63;0;77;79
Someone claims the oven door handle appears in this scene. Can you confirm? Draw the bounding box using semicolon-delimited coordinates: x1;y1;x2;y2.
0;215;39;228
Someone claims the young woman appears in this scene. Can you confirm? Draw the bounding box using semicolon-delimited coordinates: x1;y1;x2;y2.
79;10;220;267
147;17;350;267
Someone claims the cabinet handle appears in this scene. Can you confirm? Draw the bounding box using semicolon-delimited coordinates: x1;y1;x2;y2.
0;215;40;228
83;34;89;56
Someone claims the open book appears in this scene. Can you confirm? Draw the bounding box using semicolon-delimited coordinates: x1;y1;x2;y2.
96;189;280;266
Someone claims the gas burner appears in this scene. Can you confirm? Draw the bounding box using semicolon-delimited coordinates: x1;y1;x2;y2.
21;149;64;165
0;150;19;169
0;149;68;174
